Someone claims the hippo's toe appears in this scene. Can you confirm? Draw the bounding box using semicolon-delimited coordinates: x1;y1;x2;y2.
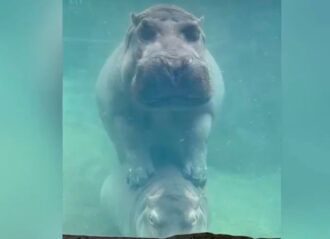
183;162;207;187
126;165;154;188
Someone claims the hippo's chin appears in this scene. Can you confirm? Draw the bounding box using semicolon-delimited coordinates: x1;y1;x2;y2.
140;96;210;108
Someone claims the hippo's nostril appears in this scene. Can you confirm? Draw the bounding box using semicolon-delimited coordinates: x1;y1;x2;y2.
148;210;160;227
186;211;199;226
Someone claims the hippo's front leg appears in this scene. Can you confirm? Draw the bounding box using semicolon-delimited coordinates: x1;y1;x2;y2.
182;140;208;187
112;116;154;188
180;114;212;187
125;151;154;188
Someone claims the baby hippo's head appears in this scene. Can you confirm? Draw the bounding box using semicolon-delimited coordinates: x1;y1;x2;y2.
135;183;208;238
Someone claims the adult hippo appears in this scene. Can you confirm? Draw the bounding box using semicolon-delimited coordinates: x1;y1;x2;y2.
100;166;208;237
96;5;224;187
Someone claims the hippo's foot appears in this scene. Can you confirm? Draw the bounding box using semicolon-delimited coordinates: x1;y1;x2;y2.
183;161;207;187
126;165;154;188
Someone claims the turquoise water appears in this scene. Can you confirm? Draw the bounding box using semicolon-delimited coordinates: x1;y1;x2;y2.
63;0;281;238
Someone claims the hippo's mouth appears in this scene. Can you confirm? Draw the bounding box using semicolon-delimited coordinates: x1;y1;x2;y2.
140;95;210;108
131;57;212;108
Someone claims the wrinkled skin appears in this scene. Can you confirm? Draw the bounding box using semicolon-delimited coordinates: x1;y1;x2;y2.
101;166;208;237
96;5;224;187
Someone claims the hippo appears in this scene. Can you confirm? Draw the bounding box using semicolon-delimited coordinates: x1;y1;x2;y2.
100;166;208;237
96;5;224;187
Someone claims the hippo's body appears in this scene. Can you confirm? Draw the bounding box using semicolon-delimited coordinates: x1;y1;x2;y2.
96;5;224;187
100;166;208;237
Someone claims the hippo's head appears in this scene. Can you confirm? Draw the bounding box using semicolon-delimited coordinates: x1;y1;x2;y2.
122;5;211;109
134;180;208;237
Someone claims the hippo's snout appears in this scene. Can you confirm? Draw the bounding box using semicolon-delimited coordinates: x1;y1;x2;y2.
131;55;211;108
135;184;207;238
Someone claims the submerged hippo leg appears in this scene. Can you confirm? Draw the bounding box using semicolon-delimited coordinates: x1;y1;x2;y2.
124;147;154;188
181;114;212;187
182;142;207;187
112;116;155;188
126;160;154;188
124;147;155;188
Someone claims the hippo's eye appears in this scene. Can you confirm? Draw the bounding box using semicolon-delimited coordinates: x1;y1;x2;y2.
181;24;200;42
138;21;157;42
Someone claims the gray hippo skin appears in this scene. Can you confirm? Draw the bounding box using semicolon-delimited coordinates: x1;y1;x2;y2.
101;166;208;237
96;5;224;187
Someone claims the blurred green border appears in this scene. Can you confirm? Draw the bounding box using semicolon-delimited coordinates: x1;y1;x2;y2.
282;0;330;238
0;1;62;239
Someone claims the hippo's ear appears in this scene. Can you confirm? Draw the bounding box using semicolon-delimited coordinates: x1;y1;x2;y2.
131;13;139;26
198;16;204;26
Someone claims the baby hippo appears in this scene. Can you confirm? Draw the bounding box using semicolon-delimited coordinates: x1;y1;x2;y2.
100;166;208;237
96;5;224;187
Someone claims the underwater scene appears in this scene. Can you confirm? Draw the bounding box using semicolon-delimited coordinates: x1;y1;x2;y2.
63;0;281;238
